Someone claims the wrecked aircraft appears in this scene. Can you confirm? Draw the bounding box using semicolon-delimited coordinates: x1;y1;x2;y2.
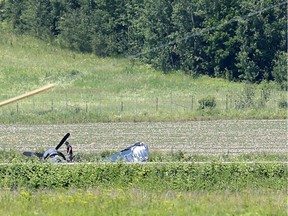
23;133;149;163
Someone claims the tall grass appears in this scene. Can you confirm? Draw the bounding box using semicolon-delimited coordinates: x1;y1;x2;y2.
0;30;286;123
0;150;287;163
0;189;286;216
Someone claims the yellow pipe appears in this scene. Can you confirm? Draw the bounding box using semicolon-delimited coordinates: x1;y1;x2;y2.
0;84;55;107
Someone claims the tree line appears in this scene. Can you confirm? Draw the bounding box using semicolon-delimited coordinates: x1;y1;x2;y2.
0;0;287;86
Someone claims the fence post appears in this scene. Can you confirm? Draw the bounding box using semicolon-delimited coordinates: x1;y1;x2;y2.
135;95;138;113
65;92;68;109
261;90;263;105
275;97;277;113
121;101;124;112
100;99;102;114
191;95;194;111
156;97;158;112
170;93;173;112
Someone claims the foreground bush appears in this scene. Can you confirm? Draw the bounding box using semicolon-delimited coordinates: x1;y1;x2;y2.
0;162;286;191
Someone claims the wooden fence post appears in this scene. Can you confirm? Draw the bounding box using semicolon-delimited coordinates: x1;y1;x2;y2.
156;97;158;112
65;92;68;109
191;95;194;111
170;93;173;112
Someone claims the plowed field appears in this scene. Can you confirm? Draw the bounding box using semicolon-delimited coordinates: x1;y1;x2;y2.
0;120;286;155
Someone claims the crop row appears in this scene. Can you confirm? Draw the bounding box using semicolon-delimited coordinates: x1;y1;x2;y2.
0;162;286;191
0;120;286;155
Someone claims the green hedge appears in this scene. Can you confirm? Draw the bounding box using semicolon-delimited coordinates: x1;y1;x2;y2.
0;162;286;191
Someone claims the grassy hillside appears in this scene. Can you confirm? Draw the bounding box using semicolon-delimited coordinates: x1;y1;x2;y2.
0;30;286;123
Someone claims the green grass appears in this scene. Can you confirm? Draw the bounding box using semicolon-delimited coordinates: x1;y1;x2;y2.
0;150;287;163
0;30;286;123
0;28;286;215
0;160;286;215
0;189;286;216
1;162;286;191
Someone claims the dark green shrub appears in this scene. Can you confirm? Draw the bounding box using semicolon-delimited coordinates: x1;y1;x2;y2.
198;96;216;110
235;85;256;109
272;51;287;90
278;98;287;109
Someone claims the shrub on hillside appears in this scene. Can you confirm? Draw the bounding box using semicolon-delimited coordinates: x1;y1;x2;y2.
198;96;216;110
278;98;287;109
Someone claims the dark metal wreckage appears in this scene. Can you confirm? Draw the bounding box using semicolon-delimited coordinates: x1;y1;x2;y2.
23;133;149;163
23;133;71;163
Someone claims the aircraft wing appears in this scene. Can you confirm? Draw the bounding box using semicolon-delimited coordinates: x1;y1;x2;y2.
104;142;148;162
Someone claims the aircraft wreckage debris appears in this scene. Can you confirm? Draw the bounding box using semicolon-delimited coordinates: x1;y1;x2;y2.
23;133;149;163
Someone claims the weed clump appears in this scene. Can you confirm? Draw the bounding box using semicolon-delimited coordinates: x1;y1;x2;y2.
198;96;216;110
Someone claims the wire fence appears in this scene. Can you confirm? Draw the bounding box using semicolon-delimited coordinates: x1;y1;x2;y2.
0;88;286;116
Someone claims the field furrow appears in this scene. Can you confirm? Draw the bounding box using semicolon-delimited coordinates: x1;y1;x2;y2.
0;120;286;155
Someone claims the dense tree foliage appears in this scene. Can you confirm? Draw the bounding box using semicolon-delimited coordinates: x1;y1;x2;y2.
0;0;287;84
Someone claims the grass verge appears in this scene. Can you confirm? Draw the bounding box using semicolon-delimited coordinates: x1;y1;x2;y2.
0;189;286;215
